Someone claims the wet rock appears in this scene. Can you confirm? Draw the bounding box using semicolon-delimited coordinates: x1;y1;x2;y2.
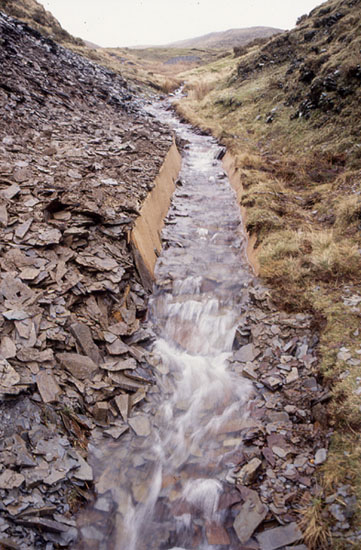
104;424;129;439
205;522;230;545
128;414;151;437
234;488;269;543
256;522;302;550
237;457;262;485
235;343;259;363
216;147;226;160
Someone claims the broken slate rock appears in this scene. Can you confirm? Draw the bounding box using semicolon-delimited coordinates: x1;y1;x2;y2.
0;336;16;359
237;457;262;485
0;469;25;489
70;322;102;365
128;415;151;437
234;488;269;544
0;359;20;389
256;522;302;550
36;370;61;403
0;203;8;227
37;228;62;245
106;338;129;355
1;183;20;200
73;452;94;481
57;353;98;380
115;394;130;421
234;343;258;363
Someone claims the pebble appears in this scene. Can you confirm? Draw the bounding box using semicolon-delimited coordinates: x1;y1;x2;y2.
315;448;328;465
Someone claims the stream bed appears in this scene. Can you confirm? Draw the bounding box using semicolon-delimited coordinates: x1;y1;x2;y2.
76;98;327;550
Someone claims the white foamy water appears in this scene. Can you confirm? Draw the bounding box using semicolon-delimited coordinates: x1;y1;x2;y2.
76;98;255;550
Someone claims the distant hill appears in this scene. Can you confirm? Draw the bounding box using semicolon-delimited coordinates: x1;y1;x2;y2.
163;27;283;50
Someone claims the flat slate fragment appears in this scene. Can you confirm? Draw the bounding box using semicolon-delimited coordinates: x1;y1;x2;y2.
0;469;25;489
70;321;102;365
256;522;302;550
128;415;151;437
234;343;259;363
57;353;98;380
36;370;61;403
234;489;269;544
0;359;20;388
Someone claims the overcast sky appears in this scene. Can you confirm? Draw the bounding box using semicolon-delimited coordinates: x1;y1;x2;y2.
42;0;325;48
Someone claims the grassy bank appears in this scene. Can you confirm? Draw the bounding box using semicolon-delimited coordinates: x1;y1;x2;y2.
175;1;361;546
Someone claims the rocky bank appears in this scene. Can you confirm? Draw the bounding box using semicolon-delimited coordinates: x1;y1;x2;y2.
0;11;174;548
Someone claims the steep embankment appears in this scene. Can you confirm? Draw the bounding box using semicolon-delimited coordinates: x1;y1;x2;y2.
0;0;83;45
176;0;361;547
0;11;179;549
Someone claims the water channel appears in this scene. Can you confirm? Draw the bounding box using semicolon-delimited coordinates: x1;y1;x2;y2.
77;96;256;549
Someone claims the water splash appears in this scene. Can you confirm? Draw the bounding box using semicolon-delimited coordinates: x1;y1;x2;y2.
76;99;255;550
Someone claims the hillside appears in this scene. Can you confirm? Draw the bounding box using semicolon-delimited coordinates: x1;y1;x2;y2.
0;0;83;45
176;0;361;547
0;2;285;93
164;26;283;49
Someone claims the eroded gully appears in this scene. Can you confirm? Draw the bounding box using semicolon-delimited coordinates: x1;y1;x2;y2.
76;97;327;550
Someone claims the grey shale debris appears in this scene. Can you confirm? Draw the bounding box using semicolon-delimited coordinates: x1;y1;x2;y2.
0;11;172;549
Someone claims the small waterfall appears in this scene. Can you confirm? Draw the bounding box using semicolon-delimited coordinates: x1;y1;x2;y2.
76;100;255;550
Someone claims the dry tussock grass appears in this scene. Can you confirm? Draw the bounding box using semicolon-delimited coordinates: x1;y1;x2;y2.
299;495;332;550
260;226;361;288
186;80;214;101
334;195;361;230
159;77;182;93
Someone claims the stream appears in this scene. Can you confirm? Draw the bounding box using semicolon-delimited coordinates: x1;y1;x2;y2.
77;97;257;549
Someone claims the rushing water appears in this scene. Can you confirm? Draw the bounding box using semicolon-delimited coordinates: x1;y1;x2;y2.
77;98;255;549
